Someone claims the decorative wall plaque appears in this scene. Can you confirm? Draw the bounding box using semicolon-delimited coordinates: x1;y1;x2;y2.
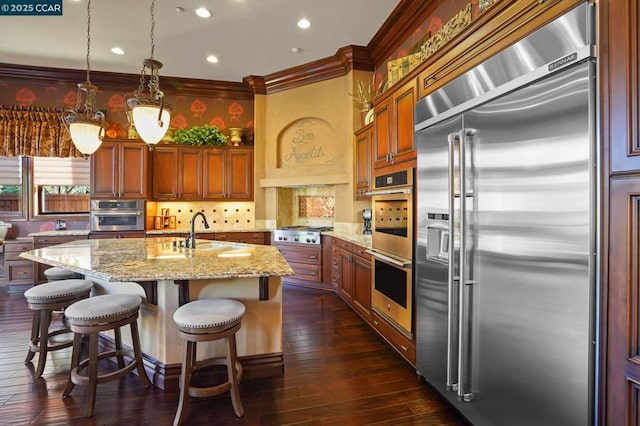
277;118;336;168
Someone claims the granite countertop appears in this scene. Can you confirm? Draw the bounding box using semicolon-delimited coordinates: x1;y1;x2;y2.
323;231;372;249
146;228;273;235
21;237;293;282
28;230;91;237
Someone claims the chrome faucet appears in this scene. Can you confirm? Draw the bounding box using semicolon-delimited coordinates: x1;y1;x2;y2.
189;212;210;248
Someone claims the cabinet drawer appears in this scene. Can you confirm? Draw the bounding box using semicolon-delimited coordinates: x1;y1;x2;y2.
34;235;85;246
4;242;33;253
277;246;321;265
372;311;416;366
333;239;353;251
5;261;34;285
331;254;340;271
216;232;264;241
353;245;371;260
289;262;322;282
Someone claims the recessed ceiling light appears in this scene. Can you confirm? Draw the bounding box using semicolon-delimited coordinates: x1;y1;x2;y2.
111;47;125;55
291;47;302;53
195;7;211;18
175;6;185;13
297;18;311;29
206;55;219;64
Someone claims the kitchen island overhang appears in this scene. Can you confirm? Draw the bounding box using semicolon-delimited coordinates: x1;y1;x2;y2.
21;237;294;390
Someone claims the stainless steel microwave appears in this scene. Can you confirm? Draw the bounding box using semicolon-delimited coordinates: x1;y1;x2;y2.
90;199;145;232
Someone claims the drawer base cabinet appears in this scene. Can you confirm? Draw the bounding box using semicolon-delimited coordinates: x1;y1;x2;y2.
275;240;332;291
3;239;34;286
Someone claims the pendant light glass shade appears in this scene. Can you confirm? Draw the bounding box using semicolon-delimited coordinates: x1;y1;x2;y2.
126;0;172;148
131;103;171;145
62;0;105;155
68;119;104;155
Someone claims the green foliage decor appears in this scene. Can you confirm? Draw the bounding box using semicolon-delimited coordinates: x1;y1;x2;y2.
172;125;228;147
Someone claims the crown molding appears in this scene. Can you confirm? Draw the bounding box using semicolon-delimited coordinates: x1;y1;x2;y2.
257;45;374;94
0;63;254;100
367;0;442;65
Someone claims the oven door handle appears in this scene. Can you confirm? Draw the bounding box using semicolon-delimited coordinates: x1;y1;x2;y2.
365;249;412;268
365;187;412;196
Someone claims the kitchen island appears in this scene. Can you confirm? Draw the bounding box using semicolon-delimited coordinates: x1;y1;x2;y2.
20;237;293;390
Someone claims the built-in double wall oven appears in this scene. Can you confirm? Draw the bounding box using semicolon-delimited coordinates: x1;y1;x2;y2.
366;168;414;339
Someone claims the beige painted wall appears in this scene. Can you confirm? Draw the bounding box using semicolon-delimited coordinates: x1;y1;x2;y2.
254;71;373;231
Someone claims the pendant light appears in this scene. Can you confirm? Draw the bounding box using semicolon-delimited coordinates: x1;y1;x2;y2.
62;0;105;155
126;0;173;148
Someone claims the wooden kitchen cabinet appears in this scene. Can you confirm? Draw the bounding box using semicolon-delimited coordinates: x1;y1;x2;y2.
352;247;371;320
355;123;373;199
372;310;416;366
91;140;149;199
33;235;88;283
3;239;34;286
276;242;323;284
331;238;372;321
214;231;269;245
373;79;417;171
152;146;253;201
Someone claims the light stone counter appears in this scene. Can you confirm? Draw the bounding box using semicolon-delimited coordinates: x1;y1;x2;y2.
28;230;90;237
21;237;293;389
323;231;372;249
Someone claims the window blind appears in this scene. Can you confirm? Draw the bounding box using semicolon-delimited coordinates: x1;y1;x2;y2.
32;157;90;186
0;156;22;185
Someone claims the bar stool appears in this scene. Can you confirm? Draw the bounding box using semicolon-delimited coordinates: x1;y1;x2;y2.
62;294;151;418
44;266;77;282
24;279;93;378
172;298;246;426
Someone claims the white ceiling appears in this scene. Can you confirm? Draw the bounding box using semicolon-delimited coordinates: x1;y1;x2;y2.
0;0;401;82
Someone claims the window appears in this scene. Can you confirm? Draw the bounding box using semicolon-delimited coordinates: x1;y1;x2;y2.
0;156;25;217
33;157;90;215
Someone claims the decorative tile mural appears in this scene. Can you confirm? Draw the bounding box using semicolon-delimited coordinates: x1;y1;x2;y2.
298;196;335;218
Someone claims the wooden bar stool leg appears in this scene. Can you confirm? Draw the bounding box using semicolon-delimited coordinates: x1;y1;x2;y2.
25;311;40;364
227;333;244;418
114;327;125;369
173;340;195;426
35;310;53;378
130;320;151;386
63;333;83;398
85;333;99;418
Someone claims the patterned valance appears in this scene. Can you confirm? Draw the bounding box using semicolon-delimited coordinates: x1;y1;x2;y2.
0;105;83;158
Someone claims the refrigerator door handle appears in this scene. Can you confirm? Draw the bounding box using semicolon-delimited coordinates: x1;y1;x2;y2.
446;132;460;391
458;129;474;402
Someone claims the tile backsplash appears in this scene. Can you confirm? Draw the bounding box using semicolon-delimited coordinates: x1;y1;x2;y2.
148;202;255;232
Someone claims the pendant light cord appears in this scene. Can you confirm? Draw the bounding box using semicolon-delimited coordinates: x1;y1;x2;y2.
85;0;91;84
149;0;155;59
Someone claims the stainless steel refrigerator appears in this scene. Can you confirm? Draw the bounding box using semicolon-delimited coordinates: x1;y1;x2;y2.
414;3;597;425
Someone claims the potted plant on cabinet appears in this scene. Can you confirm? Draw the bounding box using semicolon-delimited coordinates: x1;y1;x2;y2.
172;124;228;147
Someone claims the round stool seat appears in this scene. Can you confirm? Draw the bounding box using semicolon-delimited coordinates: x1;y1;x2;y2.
65;294;142;325
25;279;93;306
44;266;77;281
173;298;245;332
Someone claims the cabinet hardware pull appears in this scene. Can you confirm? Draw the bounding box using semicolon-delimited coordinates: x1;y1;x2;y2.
373;320;379;326
401;345;408;352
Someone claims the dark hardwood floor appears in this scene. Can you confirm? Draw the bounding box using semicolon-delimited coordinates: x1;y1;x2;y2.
0;283;467;425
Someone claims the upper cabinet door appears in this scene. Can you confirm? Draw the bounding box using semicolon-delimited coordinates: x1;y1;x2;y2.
373;98;392;170
178;148;203;200
152;146;179;200
91;140;148;199
91;141;118;198
118;142;149;199
202;148;226;199
392;79;417;165
227;148;253;200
